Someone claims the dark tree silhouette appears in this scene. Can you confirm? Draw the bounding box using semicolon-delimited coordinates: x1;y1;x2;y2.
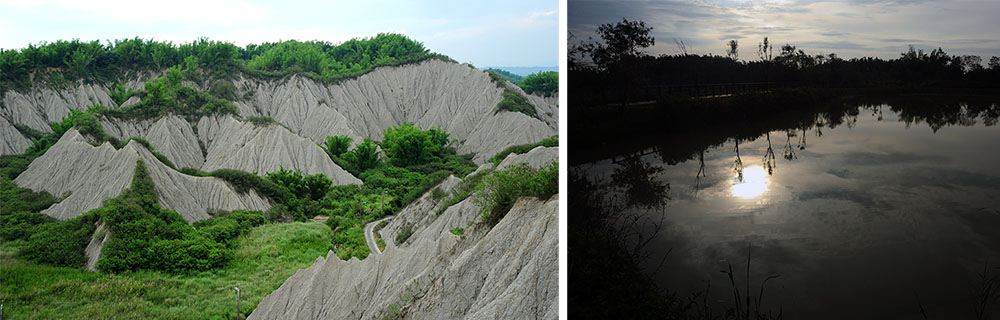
727;40;739;60
579;18;654;70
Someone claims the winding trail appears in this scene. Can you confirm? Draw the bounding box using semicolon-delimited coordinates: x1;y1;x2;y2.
364;217;392;255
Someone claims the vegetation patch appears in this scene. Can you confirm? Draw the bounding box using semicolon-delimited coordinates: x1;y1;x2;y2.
395;223;414;245
474;161;558;226
488;135;559;165
519;71;558;97
244;116;279;127
0;221;333;319
435;168;491;215
485;68;524;83
109;82;136;106
333;225;368;260
486;70;540;119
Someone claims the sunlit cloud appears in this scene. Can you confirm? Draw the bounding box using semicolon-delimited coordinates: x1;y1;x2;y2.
569;0;1000;60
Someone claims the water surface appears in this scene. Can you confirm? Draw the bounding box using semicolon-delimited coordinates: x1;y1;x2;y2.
574;96;1000;319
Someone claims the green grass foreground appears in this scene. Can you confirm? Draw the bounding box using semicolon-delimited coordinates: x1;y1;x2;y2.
0;221;334;319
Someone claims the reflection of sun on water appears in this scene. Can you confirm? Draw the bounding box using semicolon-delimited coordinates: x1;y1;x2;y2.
732;166;769;199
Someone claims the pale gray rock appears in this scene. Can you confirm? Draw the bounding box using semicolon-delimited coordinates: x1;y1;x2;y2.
248;176;558;319
409;196;558;320
0;116;32;155
102;115;205;170
379;176;462;245
459;111;556;164
496;146;559;170
85;221;111;271
234;60;558;163
14;129;271;222
1;61;556;166
1;82;115;133
197;115;360;184
119;96;141;108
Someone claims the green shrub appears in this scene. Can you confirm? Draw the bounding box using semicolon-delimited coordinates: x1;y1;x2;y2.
496;89;536;117
179;167;210;176
322;135;353;158
518;71;558;97
395;224;414;245
89;159;243;273
400;170;451;205
208;79;238;101
340;137;381;175
193;210;267;246
333;225;368;260
485;68;524;84
431;187;446;201
20;212;100;268
245;116;278;126
436;168;491;215
1;178;60;216
0;152;41;180
450;227;464;236
381;122;445;167
110;82;135;106
0;210;57;241
265;167;330;200
488;135;559;165
324;214;355;232
210;169;292;201
264;204;292;223
474;161;558;225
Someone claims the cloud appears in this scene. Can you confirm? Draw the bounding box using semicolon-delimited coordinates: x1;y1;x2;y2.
821;32;849;37
569;0;1000;59
0;0;268;25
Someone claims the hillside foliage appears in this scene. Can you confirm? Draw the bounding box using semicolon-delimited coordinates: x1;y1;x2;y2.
0;33;450;91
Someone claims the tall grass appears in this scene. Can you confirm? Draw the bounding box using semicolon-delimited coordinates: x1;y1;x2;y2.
0;222;333;319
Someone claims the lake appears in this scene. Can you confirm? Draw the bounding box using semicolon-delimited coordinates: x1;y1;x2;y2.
572;95;1000;319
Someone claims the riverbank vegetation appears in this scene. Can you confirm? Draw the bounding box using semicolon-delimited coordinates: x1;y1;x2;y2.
569;18;1000;164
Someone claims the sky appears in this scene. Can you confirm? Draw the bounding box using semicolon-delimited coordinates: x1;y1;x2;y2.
0;0;558;68
569;0;1000;61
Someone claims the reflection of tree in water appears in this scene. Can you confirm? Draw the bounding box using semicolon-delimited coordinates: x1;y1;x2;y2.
572;166;668;264
694;150;707;195
797;126;808;150
611;153;670;210
762;132;776;175
889;100;1000;132
733;139;744;182
782;130;797;160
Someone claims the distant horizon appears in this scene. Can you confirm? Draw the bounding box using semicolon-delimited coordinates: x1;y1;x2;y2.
485;66;559;76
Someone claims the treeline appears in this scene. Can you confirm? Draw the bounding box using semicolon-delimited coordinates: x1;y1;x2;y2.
487;68;559;97
597;46;1000;88
569;19;1000;106
0;33;449;89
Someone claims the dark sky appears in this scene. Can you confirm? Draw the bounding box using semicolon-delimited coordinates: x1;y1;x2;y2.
569;0;1000;61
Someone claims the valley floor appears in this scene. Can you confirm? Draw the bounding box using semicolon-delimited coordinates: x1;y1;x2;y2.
0;222;333;319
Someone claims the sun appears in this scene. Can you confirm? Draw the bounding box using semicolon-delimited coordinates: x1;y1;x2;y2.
731;166;769;199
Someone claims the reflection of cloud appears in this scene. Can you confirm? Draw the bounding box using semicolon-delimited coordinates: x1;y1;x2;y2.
838;151;946;166
796;188;889;210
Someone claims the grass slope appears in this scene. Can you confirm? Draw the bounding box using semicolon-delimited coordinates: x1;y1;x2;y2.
0;222;333;319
